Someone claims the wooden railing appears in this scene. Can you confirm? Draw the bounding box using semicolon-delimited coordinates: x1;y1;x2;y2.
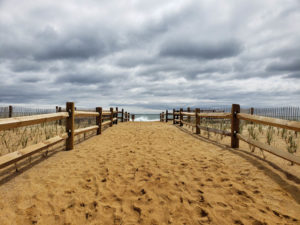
161;104;300;165
0;102;131;170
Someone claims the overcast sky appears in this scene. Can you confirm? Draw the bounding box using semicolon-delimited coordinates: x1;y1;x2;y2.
0;0;299;113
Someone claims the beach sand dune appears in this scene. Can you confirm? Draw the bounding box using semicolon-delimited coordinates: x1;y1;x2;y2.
0;122;300;224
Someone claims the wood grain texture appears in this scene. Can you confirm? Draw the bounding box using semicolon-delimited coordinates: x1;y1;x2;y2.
96;107;102;135
195;108;200;134
238;113;300;132
181;112;195;117
110;108;113;127
0;112;69;131
74;111;99;117
102;111;111;116
197;112;231;119
231;104;240;148
102;120;111;126
66;102;75;151
74;126;98;136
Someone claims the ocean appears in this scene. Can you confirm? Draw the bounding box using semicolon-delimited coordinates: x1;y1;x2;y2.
133;114;160;122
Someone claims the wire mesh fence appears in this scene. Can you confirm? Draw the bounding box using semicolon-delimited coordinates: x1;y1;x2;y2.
0;105;102;155
253;107;300;121
174;105;300;158
0;106;9;118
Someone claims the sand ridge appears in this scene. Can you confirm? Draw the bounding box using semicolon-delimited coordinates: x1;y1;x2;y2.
0;122;300;224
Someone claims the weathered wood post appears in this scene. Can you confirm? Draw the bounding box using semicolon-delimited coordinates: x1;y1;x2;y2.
250;107;254;124
55;106;59;125
166;110;168;123
231;104;240;148
66;102;75;151
125;112;127;122
96;107;102;135
180;108;183;126
187;107;191;123
162;112;164;122
58;107;62;125
115;107;118;124
121;108;124;122
9;105;13;118
173;109;175;124
110;107;113;127
128;113;130;121
196;108;200;134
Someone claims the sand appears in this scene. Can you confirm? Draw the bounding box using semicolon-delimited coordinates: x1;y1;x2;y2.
0;122;300;225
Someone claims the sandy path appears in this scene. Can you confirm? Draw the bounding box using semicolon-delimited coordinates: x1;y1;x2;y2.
0;122;300;225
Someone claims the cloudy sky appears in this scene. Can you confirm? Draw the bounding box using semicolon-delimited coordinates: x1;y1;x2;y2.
0;0;299;113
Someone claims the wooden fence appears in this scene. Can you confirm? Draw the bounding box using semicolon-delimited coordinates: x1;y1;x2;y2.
0;102;131;170
161;104;300;166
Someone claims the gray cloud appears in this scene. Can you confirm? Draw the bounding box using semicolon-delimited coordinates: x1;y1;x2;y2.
55;73;112;84
0;0;299;112
160;39;243;60
9;59;43;72
266;60;300;72
285;73;300;79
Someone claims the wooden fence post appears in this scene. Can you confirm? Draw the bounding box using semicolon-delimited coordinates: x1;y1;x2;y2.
125;112;127;122
9;105;13;118
66;102;75;151
110;107;113;127
231;104;240;148
96;107;102;135
196;108;200;134
58;107;62;125
128;113;130;122
187;107;191;123
250;107;254;124
132;114;135;122
180;108;183;126
121;109;124;122
55;106;59;125
166;110;168;123
173;109;175;124
115;107;118;124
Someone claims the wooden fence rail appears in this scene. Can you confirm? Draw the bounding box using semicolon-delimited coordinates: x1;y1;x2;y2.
162;104;300;165
0;102;131;170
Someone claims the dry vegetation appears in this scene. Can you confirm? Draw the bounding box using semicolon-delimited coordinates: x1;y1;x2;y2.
0;121;65;156
187;118;300;161
0;117;112;157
